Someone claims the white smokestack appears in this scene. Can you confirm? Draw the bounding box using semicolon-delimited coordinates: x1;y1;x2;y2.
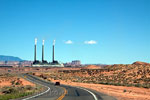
43;39;45;45
35;38;37;45
53;40;55;46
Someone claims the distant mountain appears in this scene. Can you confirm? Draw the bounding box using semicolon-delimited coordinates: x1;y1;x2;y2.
0;55;23;61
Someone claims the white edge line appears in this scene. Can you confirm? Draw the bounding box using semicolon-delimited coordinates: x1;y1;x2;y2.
77;87;98;100
22;76;51;100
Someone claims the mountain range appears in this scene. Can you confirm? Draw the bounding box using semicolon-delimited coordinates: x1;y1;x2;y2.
0;55;23;61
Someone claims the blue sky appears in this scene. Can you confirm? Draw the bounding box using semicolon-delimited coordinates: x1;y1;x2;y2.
0;0;149;64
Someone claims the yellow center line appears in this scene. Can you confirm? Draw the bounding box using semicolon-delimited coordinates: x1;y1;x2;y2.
57;87;67;100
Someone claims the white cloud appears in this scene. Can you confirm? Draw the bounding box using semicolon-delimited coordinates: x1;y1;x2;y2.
84;40;97;44
65;40;73;44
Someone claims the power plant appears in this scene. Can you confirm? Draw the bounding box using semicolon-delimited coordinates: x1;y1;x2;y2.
32;38;64;67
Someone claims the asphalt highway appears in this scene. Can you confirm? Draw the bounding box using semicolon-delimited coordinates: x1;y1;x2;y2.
21;74;117;100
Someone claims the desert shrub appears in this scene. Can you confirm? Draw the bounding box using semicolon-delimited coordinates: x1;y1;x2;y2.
134;83;142;87
114;83;121;86
25;85;33;90
17;78;20;80
15;82;20;85
0;85;38;100
32;73;35;75
2;87;16;94
123;89;127;93
141;84;150;88
0;91;33;100
11;80;16;85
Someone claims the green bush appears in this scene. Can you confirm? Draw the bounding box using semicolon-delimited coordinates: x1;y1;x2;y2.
11;80;16;85
15;82;20;85
123;89;127;93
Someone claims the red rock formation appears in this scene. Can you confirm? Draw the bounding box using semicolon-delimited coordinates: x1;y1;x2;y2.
132;61;150;65
82;65;101;69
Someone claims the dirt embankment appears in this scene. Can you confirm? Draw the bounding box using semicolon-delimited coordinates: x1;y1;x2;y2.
0;74;35;88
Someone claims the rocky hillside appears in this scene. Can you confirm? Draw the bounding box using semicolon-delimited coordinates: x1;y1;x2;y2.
35;61;150;88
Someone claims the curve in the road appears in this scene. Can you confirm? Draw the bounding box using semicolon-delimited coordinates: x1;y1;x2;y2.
22;76;51;100
21;74;64;100
77;87;98;100
22;74;117;100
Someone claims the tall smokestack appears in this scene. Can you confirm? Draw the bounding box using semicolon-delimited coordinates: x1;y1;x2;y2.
42;40;45;62
34;38;37;62
52;40;55;63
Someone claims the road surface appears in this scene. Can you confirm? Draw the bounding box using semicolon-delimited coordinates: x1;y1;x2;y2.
21;74;117;100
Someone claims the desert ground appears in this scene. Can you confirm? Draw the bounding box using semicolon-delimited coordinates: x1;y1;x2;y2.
0;61;150;100
32;61;150;100
0;74;35;87
0;73;42;100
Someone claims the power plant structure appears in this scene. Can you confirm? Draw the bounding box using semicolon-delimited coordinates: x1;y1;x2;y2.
32;38;64;67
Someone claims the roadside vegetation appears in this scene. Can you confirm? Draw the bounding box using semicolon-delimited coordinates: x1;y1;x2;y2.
0;73;43;100
0;85;36;100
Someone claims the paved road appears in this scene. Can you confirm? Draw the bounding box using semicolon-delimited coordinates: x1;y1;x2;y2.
21;74;64;100
22;74;117;100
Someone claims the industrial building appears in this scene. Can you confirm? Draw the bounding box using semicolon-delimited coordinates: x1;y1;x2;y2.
32;38;64;67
